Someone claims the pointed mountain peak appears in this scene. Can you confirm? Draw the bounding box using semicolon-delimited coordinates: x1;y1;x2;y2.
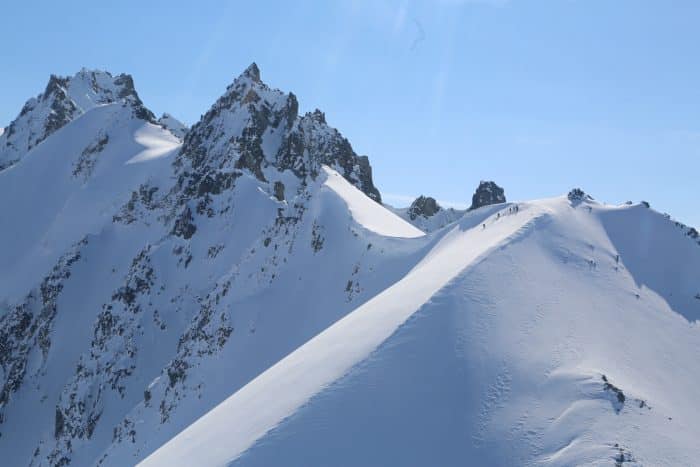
242;62;261;83
177;63;380;203
0;68;155;171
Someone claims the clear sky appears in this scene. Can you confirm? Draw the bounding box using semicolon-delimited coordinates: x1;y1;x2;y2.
2;0;698;226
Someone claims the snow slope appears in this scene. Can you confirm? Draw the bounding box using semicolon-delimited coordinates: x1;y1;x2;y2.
0;103;178;302
143;197;700;467
0;69;154;171
323;167;424;238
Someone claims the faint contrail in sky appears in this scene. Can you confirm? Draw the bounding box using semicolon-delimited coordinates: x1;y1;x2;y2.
410;18;426;50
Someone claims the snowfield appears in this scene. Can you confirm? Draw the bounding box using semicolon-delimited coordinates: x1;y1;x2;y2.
1;64;699;467
142;197;700;467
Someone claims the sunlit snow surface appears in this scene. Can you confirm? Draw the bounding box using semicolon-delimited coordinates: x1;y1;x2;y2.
322;166;425;238
0;104;178;301
142;197;700;467
127;126;181;164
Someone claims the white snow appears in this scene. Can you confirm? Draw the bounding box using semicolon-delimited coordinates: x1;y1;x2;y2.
0;104;178;302
127;125;182;164
142;198;700;467
322;166;425;238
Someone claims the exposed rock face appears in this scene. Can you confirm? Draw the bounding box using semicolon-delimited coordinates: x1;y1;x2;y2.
0;69;155;170
469;181;505;210
176;63;381;203
568;188;591;203
407;196;441;220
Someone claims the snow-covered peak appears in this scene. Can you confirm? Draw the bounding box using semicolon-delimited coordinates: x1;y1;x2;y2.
0;69;155;170
241;62;262;83
157;113;188;139
176;63;381;202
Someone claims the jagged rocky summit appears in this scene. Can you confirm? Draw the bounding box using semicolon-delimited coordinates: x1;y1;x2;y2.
469;180;505;210
0;69;155;171
175;63;381;204
407;195;441;220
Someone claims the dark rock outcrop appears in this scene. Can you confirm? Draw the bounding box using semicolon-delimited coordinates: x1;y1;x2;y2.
407;196;441;220
469;181;505;211
567;188;593;203
176;63;382;204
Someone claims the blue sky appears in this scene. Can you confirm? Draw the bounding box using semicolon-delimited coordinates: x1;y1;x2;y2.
2;0;698;226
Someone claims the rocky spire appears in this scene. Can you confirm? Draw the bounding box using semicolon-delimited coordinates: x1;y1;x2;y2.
177;63;382;203
242;62;261;83
469;181;506;211
567;188;593;203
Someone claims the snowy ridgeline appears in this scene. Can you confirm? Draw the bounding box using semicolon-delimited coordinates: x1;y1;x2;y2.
0;64;699;467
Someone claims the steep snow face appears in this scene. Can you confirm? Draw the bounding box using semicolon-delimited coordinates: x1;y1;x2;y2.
0;69;155;170
323;167;424;238
142;197;700;467
0;104;178;302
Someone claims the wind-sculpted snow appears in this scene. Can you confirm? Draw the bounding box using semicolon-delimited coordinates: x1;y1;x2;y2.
322;167;424;238
143;197;700;467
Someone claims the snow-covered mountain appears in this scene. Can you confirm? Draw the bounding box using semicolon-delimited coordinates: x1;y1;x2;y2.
1;64;699;467
0;63;417;466
0;69;156;171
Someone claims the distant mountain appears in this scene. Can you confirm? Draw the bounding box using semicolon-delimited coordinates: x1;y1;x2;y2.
0;69;155;171
389;195;465;232
1;64;699;467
